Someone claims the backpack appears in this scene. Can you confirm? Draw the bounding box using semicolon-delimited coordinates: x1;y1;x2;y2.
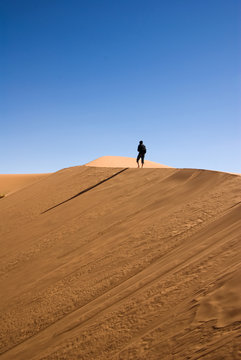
139;144;146;154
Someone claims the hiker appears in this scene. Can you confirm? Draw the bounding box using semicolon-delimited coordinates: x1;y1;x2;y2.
136;140;146;168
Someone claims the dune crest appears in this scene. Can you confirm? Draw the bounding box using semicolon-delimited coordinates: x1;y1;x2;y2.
85;155;171;168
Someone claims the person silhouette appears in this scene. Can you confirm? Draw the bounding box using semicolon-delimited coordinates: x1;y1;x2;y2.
136;140;146;168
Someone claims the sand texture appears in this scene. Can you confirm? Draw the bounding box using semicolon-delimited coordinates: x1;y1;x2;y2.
0;174;50;196
0;160;241;359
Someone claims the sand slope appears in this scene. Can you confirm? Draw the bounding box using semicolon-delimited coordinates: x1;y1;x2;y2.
0;162;241;359
85;156;171;168
0;174;50;196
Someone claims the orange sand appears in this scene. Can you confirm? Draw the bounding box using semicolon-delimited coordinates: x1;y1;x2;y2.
85;155;171;168
0;174;50;195
0;157;240;359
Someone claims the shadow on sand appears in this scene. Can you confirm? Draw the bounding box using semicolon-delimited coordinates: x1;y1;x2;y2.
42;168;128;214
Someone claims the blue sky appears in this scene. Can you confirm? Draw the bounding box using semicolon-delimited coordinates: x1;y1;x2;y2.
1;0;240;173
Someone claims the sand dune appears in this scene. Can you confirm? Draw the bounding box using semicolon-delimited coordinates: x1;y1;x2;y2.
85;155;171;168
0;158;241;359
0;174;50;196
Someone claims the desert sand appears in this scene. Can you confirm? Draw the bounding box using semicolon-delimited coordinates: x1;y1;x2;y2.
0;156;241;359
0;174;50;196
86;156;171;168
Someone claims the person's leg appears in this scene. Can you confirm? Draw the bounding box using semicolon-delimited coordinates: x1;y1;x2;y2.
136;153;141;168
141;154;144;167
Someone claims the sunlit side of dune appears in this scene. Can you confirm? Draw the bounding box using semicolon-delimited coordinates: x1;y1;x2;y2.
85;155;172;168
0;174;50;195
0;159;240;359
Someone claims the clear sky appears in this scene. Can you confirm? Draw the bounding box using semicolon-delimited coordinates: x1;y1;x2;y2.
1;0;240;173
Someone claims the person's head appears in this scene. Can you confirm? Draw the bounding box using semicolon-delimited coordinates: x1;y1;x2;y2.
139;140;143;144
